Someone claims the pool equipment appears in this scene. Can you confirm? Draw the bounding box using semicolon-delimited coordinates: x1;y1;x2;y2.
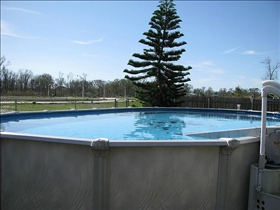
248;80;280;210
259;80;280;167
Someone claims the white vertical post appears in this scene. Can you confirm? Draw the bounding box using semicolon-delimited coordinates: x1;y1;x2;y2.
257;87;267;191
259;89;267;170
77;75;85;102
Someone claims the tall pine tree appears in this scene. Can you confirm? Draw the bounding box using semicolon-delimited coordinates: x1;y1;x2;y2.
124;0;192;107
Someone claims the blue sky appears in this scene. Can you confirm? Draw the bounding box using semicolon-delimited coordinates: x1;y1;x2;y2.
1;1;279;91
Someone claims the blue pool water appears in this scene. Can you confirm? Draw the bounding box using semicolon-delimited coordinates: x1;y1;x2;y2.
1;109;280;140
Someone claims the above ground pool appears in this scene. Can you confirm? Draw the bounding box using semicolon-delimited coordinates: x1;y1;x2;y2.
3;80;280;210
1;108;280;140
1;107;280;209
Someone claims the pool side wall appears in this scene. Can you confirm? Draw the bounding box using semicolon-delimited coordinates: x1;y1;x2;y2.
1;136;259;210
1;138;96;209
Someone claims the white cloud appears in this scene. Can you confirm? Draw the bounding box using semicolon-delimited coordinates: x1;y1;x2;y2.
222;46;241;54
191;61;212;70
243;50;279;55
1;20;39;39
2;7;41;15
243;50;259;55
72;39;103;45
1;20;12;35
191;61;225;74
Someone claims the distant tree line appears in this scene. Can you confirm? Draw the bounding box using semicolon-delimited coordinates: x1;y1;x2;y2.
1;55;261;99
0;56;135;98
190;85;261;98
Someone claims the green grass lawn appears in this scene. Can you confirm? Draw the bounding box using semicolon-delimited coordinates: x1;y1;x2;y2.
0;100;143;113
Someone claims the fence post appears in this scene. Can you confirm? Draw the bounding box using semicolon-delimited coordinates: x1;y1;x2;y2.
15;99;17;111
250;95;254;110
114;99;118;108
126;99;129;107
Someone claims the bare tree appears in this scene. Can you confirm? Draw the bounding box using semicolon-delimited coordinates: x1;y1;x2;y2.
261;57;280;80
0;56;10;93
205;87;214;97
38;73;54;96
77;73;87;98
55;72;66;96
218;88;227;97
18;69;33;91
93;79;106;97
0;56;10;69
66;72;74;96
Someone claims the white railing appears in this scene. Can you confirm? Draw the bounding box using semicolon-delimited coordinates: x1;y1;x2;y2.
259;80;280;170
